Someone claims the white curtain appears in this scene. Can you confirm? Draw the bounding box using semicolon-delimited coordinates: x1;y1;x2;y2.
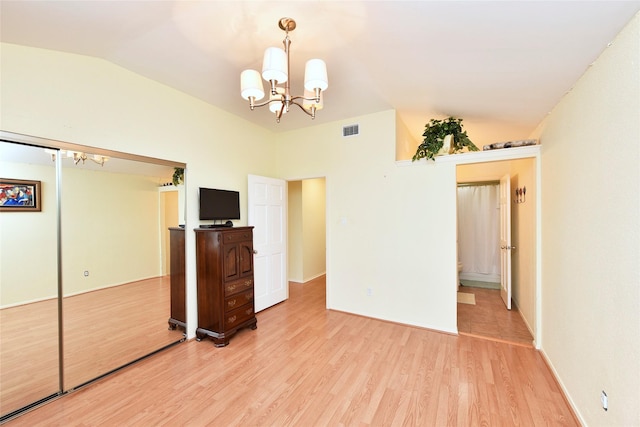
457;184;500;281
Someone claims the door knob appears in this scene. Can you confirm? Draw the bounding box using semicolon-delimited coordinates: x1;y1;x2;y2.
253;249;258;254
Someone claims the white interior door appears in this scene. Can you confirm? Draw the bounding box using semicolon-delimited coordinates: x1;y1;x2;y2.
499;174;512;309
248;174;287;312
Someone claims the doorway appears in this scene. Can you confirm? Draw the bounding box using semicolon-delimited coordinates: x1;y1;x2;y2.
287;178;326;290
456;181;501;287
456;158;537;346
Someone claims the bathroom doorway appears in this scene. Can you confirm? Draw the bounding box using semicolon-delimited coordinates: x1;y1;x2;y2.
457;181;501;288
456;158;537;346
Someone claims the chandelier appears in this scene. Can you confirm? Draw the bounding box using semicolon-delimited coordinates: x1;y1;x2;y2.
45;149;109;166
240;17;328;122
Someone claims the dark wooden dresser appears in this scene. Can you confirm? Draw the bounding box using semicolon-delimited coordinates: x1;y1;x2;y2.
168;227;186;331
195;226;257;347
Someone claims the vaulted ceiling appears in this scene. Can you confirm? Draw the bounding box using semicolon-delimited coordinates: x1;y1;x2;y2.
1;1;639;146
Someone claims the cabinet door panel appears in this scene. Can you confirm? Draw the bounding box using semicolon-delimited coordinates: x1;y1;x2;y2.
239;241;254;277
223;244;239;281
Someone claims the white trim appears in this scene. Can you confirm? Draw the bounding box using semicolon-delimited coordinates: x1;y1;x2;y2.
0;295;57;310
540;349;586;426
396;145;541;167
289;271;327;284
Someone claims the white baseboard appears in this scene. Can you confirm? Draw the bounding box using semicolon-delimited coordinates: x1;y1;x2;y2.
290;271;326;284
539;348;585;426
1;294;57;309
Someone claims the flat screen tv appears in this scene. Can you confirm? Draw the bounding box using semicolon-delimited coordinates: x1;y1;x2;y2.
199;187;241;220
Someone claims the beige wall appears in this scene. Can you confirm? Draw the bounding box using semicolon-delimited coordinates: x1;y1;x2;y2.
302;178;326;281
276;111;459;333
0;160;58;306
395;112;418;161
0;43;276;338
287;181;303;281
535;13;640;426
160;188;179;276
60;167;162;296
509;158;536;334
0;158;168;306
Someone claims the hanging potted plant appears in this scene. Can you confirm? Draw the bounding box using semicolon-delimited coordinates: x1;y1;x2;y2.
412;117;479;161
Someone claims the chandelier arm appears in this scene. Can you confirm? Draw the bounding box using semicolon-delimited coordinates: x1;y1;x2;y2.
290;95;321;103
250;98;278;109
289;100;314;117
275;102;286;123
89;157;106;167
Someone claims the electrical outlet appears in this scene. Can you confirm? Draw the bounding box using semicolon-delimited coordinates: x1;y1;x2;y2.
366;288;373;296
84;270;89;277
601;390;608;411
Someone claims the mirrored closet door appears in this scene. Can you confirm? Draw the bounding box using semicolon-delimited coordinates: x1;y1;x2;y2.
0;135;186;420
0;142;61;416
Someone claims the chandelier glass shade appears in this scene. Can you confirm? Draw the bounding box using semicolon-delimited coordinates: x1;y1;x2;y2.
240;17;328;122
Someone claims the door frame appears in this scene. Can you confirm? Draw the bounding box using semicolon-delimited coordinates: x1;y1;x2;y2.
283;175;329;308
450;146;541;348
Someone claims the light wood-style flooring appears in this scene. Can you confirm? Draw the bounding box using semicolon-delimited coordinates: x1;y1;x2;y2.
457;285;534;347
0;277;183;417
6;276;577;426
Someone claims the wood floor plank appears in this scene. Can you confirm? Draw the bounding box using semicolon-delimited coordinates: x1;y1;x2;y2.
457;286;534;347
5;275;578;426
0;276;183;417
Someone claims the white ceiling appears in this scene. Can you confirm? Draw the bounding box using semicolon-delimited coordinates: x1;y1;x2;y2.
1;1;639;147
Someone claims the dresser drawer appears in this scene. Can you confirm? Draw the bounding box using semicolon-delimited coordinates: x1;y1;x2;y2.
225;304;255;329
223;230;252;243
225;289;254;311
224;278;253;296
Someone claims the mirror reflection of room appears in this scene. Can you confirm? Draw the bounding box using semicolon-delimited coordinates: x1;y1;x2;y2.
0;139;186;417
0;142;60;416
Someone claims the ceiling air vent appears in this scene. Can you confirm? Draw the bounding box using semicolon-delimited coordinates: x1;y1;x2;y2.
342;124;359;137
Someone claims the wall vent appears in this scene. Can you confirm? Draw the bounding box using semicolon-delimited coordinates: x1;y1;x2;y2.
342;124;359;137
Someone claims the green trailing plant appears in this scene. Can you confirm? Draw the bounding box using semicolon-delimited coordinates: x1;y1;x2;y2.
172;167;184;186
412;117;479;161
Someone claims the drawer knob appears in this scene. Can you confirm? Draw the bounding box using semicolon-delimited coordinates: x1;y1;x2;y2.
228;300;236;307
228;315;237;324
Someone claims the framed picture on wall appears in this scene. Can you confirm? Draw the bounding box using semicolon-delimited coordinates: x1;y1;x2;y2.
0;178;42;212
